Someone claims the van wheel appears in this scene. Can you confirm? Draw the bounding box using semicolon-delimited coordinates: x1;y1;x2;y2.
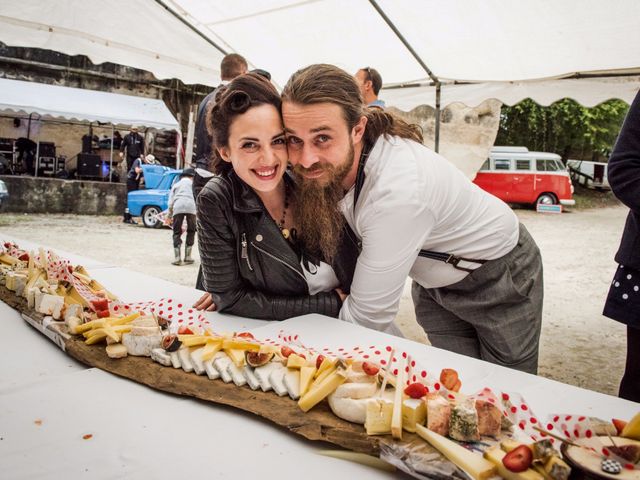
142;206;162;228
536;193;557;206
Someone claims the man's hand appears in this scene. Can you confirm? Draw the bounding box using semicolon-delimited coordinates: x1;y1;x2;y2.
193;292;216;311
119;152;124;159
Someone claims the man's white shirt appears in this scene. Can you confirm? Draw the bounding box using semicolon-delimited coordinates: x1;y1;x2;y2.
338;136;519;333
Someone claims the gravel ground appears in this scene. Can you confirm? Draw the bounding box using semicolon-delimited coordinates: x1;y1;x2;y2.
0;205;629;396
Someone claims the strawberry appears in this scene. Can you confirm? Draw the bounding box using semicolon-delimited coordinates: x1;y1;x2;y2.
613;418;628;436
439;368;459;390
91;298;109;312
362;362;380;376
18;253;29;261
502;445;533;472
315;354;326;369
96;309;110;318
178;325;194;335
281;346;295;358
237;332;254;339
404;382;428;399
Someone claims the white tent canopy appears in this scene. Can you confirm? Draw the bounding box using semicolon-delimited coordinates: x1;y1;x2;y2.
0;78;179;130
1;0;639;108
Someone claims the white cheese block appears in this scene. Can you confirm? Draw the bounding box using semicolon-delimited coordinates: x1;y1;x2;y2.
131;317;157;328
66;316;82;334
63;303;83;322
402;398;427;433
26;287;38;309
283;369;301;400
365;398;395;435
37;293;65;319
34;289;45;312
227;362;247;387
122;332;162;357
204;352;226;380
254;362;280;392
169;351;181;369
189;347;206;375
106;344;127;359
177;347;194;372
242;366;260;390
213;355;233;383
345;367;377;384
269;365;288;397
150;348;172;367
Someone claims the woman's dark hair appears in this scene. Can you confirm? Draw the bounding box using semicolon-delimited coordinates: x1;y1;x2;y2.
207;72;281;174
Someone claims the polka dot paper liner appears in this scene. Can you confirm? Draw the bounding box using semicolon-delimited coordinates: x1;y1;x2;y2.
546;414;639;470
109;298;214;333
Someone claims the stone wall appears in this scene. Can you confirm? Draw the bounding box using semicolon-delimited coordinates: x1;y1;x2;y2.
0;176;125;214
387;99;502;179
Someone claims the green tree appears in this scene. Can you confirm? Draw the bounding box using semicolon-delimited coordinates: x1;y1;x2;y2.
495;98;629;162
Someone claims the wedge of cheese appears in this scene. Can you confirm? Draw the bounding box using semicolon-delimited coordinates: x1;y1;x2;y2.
427;393;452;436
299;366;317;397
226;348;246;368
402;398;427;433
177;347;194;373
391;359;407;439
365;398;394;435
269;365;288;396
204;352;226;380
298;368;347;412
190;347;206;375
286;354;307;369
254;362;280;392
37;293;64;319
415;424;497;480
122;332;162;356
169;351;181;369
213;354;233;383
283;369;301;400
242;365;260;390
227;361;247;387
151;348;172;367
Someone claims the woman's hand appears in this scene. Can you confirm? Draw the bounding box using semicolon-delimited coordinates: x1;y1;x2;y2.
193;292;217;311
335;288;348;303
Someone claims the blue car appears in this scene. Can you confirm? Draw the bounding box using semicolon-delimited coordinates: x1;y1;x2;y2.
127;165;183;228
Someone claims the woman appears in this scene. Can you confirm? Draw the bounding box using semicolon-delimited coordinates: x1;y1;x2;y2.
603;90;640;402
194;73;356;319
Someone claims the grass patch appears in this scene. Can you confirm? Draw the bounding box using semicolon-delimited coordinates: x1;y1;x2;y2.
571;185;621;210
0;213;34;226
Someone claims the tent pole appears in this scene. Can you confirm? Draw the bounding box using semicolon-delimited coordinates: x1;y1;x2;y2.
368;0;441;150
109;124;114;183
153;0;228;56
35;141;39;178
435;82;441;153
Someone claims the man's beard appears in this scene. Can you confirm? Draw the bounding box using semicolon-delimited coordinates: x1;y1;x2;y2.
293;142;355;264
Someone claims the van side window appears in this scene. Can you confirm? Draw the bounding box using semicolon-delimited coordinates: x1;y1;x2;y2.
493;159;511;170
516;159;530;170
480;159;490;171
536;159;546;171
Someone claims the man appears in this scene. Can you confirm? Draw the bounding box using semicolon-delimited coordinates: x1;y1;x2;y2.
281;64;543;374
168;168;197;265
192;53;248;199
122;153;150;224
354;67;385;109
119;126;145;171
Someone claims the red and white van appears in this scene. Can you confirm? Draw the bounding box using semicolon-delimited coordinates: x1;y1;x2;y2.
473;146;575;207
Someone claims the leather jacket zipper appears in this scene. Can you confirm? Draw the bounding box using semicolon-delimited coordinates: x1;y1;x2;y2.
241;233;253;271
250;241;305;281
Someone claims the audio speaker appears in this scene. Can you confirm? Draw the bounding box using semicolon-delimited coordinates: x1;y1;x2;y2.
77;153;102;177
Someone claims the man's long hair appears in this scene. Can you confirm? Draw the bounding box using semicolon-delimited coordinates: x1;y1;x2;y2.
281;63;422;145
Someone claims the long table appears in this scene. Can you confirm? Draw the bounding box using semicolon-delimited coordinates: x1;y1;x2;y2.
1;236;638;479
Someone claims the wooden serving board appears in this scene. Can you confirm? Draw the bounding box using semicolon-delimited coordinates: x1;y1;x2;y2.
1;285;468;479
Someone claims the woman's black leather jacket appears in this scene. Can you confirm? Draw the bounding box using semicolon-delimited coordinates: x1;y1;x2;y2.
197;170;359;320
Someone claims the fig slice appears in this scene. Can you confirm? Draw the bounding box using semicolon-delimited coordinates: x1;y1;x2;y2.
162;334;182;352
245;351;274;367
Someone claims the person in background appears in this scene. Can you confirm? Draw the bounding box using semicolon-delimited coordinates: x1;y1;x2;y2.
123;153;150;224
113;131;123;150
168;168;197;265
603;90;640;403
119;126;145;171
354;67;385;109
193;53;248;200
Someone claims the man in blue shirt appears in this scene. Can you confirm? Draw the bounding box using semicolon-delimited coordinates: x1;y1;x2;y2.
354;67;385;109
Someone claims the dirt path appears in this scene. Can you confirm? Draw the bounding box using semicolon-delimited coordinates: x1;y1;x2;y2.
0;206;629;395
